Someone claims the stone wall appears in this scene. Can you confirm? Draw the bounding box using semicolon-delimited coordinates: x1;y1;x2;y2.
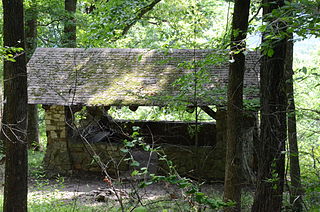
69;143;128;176
67;119;221;180
160;144;225;180
67;143;225;181
111;120;216;146
43;107;255;181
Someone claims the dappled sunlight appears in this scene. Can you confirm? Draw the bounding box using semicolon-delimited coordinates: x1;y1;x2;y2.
28;48;259;107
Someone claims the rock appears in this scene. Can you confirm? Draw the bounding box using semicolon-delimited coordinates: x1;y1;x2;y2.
95;192;108;202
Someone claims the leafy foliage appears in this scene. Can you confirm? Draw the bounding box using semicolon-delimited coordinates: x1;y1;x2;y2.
0;47;24;62
77;0;230;49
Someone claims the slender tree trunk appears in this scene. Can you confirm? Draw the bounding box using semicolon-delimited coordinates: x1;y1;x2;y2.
62;0;77;47
63;0;77;172
286;36;303;212
25;0;38;60
223;1;250;211
27;105;39;149
26;0;40;150
252;1;287;211
2;0;28;211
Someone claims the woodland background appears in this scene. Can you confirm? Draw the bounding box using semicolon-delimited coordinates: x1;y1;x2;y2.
0;0;320;211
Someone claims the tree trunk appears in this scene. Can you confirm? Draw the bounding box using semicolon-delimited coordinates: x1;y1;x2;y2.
252;1;287;211
27;104;39;149
223;1;250;211
62;0;77;47
2;0;28;211
286;35;303;212
25;0;40;150
25;0;38;60
63;0;77;172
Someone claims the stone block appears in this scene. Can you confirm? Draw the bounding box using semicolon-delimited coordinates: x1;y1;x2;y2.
51;131;58;139
45;114;52;120
57;121;65;126
53;119;61;124
46;125;55;131
59;116;65;122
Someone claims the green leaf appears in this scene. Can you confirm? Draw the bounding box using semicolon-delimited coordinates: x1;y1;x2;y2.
137;54;143;61
133;206;148;212
132;132;139;137
132;126;140;131
142;144;150;151
178;181;192;188
301;66;308;74
138;181;153;188
130;160;140;167
131;170;140;176
259;24;267;32
124;141;135;148
267;48;274;57
120;148;129;153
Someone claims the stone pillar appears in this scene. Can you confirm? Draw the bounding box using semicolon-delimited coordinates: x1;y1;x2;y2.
43;105;72;175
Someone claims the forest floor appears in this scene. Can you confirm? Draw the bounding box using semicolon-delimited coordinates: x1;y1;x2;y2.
1;162;240;211
27;174;228;207
0;149;257;211
26;174;224;208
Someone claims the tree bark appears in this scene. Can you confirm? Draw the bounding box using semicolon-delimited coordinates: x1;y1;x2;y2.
63;0;77;172
223;0;250;211
25;0;38;60
27;104;39;149
2;0;28;211
252;1;287;211
286;35;303;212
62;0;77;47
25;0;40;150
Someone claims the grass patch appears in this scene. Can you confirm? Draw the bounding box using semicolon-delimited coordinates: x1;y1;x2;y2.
28;150;46;179
0;195;109;212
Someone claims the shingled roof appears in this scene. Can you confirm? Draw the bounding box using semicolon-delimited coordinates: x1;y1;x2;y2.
27;48;259;106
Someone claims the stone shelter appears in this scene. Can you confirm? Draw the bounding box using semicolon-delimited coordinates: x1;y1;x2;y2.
27;48;259;180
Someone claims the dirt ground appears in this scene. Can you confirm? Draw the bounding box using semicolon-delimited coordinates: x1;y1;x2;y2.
0;163;225;209
30;175;224;206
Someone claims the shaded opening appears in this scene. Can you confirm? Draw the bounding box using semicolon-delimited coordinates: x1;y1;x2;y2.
71;106;216;146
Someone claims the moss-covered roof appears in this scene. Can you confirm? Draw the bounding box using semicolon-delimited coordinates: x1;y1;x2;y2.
27;48;259;106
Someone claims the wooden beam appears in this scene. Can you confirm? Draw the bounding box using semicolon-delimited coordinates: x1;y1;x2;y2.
200;106;216;119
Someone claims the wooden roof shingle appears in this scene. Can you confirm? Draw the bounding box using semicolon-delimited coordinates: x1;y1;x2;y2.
27;48;259;106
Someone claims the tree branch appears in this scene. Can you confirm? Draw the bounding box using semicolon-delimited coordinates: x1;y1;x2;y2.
120;0;161;37
248;5;262;24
